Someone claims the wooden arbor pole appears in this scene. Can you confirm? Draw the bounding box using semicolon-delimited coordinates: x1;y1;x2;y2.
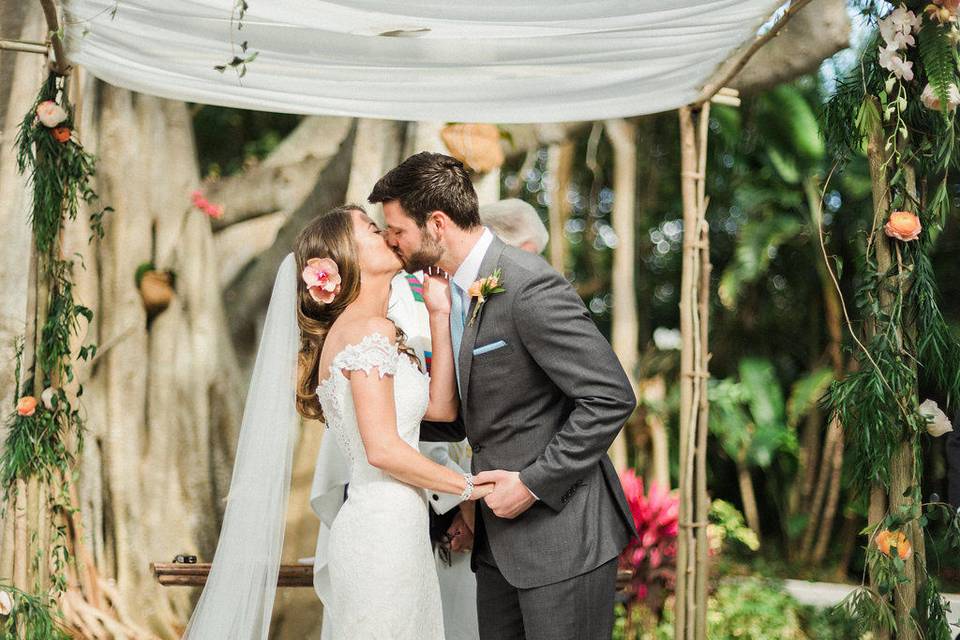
675;103;711;640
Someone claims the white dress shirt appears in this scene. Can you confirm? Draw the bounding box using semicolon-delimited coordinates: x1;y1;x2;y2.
451;227;494;312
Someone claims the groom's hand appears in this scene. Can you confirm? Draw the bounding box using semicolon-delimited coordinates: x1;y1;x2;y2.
474;470;536;519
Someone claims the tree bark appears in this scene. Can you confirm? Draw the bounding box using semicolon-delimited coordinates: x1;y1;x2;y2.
225;124;356;357
206;116;352;230
729;0;851;95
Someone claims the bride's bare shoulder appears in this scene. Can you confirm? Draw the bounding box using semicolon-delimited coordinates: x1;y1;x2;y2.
341;315;397;345
323;315;396;359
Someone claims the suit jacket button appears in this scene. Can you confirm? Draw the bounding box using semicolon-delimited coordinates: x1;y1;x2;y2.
472;444;483;453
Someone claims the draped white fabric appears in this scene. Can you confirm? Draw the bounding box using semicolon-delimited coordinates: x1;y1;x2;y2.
62;0;782;123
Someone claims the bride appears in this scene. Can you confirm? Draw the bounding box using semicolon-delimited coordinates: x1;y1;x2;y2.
182;205;492;639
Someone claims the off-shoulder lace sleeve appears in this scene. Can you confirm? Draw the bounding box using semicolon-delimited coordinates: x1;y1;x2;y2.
332;333;399;378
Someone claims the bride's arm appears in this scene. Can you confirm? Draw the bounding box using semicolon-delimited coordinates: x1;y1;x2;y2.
349;320;487;498
421;273;458;422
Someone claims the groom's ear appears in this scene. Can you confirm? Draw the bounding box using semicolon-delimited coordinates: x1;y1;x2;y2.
427;210;449;234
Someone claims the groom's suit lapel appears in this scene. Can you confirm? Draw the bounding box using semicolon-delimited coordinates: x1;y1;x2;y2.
458;236;506;412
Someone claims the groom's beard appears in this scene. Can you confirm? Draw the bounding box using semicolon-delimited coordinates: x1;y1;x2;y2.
401;230;444;273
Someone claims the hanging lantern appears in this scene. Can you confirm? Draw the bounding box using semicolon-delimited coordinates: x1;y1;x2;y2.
440;123;505;173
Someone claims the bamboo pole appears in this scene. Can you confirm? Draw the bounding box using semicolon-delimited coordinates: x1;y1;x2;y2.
676;104;711;640
693;99;711;637
0;39;47;54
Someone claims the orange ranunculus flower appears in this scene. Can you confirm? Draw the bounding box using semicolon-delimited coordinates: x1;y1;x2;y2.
876;529;913;560
16;396;37;417
51;126;71;143
884;211;922;242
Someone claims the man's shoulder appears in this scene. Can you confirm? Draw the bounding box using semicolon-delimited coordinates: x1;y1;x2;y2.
498;245;555;283
497;245;568;299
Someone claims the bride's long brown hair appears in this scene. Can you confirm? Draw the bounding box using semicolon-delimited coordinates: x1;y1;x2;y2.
294;205;416;421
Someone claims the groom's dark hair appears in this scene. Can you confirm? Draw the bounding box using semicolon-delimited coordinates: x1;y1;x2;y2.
368;152;481;230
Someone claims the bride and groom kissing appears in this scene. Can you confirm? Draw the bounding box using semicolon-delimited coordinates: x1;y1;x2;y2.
183;152;638;640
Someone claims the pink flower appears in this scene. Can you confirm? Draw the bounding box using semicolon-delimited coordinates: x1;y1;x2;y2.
302;257;342;304
36;100;67;128
190;191;225;219
635;584;649;601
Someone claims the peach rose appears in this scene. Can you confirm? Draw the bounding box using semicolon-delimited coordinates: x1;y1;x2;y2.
17;396;37;417
302;257;342;304
876;529;913;560
52;126;71;143
36;100;67;128
884;211;921;242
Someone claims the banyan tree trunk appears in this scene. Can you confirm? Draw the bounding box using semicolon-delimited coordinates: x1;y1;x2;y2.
68;77;247;636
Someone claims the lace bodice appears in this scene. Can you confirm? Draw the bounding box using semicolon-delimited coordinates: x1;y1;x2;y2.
316;333;430;482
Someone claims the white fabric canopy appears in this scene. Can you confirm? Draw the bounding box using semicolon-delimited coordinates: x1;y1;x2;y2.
63;0;782;123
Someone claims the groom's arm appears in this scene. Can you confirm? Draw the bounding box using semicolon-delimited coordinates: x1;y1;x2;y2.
514;268;636;513
419;414;467;442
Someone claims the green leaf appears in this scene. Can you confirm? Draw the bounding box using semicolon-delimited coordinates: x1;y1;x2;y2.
919;20;958;114
786;368;834;427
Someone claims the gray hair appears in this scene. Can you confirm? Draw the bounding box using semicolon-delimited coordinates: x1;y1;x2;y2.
479;198;549;253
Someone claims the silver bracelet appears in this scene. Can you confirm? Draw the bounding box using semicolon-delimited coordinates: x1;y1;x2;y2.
459;473;474;501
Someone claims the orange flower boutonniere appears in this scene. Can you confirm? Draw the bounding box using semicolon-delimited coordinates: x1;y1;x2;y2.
467;268;504;326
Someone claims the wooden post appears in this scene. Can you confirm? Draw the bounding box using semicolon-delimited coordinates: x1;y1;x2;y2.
606;118;638;471
676;104;711;640
547;142;574;273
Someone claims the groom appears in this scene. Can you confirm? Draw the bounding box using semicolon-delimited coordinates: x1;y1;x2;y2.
370;152;637;639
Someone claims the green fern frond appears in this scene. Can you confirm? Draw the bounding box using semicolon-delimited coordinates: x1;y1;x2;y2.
918;20;958;114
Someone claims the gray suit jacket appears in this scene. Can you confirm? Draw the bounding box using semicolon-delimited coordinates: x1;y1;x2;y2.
460;236;637;588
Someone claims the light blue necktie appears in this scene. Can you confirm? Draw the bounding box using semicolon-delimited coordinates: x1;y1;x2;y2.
450;282;466;392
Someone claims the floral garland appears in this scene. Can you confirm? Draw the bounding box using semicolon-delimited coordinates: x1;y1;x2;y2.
824;1;960;636
0;71;108;636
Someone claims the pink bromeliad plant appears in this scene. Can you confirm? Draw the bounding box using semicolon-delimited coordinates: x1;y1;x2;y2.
618;468;679;613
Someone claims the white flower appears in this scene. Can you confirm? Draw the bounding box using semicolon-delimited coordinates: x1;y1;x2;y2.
35;100;67;128
921;82;960;110
879;45;914;81
890;5;921;34
920;399;953;437
41;387;55;410
0;589;12;616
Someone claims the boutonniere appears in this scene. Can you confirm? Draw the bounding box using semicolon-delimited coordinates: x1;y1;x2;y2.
467;268;505;326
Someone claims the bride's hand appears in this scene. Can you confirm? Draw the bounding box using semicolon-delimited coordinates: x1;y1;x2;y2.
469;482;496;501
422;269;451;317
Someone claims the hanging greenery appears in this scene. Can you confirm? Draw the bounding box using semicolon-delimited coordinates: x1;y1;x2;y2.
823;1;960;637
0;70;109;634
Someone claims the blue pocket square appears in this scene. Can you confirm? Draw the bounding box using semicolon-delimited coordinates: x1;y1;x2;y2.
473;340;507;356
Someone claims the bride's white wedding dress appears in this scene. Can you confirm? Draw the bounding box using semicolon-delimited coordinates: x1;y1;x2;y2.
316;332;445;640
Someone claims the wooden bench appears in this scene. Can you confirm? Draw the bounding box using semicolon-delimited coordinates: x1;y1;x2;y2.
151;562;314;587
152;561;633;590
